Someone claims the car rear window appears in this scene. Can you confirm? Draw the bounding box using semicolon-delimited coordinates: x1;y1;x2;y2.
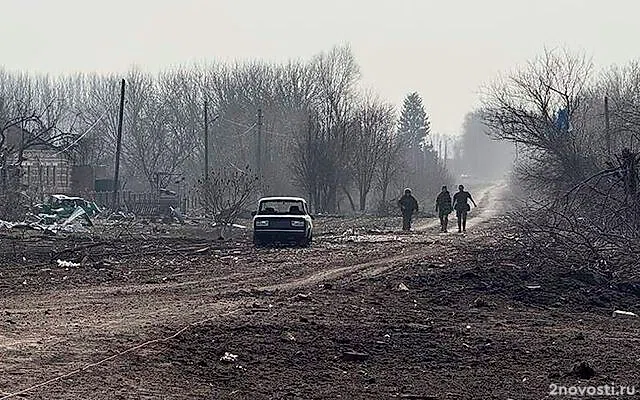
259;200;305;215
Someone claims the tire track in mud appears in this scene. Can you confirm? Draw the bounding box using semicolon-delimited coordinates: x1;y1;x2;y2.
261;250;429;292
263;182;508;292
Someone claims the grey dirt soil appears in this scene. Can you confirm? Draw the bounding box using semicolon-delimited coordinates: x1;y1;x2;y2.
1;184;639;399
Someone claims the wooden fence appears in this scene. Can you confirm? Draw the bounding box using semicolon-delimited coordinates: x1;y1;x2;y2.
87;189;201;216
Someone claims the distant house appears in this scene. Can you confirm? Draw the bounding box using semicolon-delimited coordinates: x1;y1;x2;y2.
20;148;73;195
4;125;73;197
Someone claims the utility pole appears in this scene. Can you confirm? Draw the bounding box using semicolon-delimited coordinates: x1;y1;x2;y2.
256;108;263;176
113;78;125;209
204;100;209;181
604;95;611;155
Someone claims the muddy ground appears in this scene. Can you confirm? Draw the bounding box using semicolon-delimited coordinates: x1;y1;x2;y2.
1;187;639;399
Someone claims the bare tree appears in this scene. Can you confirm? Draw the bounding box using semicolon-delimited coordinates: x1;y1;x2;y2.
482;48;594;188
351;93;396;211
483;48;640;256
0;70;76;218
198;165;260;238
291;45;360;213
0;45;429;218
376;130;403;206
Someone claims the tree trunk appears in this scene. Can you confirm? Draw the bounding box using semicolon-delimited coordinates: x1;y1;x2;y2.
358;183;368;212
327;182;339;213
381;176;389;203
342;186;357;212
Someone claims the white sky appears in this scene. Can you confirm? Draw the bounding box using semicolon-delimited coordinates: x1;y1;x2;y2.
1;0;638;135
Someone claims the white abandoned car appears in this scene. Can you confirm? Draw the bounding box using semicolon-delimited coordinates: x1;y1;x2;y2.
252;197;314;247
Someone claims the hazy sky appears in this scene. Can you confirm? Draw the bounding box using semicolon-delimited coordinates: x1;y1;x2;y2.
1;0;638;135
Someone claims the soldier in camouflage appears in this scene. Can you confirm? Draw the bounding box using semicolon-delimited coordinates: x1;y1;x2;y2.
435;186;452;233
398;188;419;231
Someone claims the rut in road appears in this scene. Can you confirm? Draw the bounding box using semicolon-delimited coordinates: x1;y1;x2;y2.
270;183;507;290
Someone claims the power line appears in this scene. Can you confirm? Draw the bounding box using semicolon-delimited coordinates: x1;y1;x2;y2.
263;128;291;138
222;118;253;130
236;123;257;137
51;111;108;157
220;118;256;137
222;117;291;138
228;161;248;174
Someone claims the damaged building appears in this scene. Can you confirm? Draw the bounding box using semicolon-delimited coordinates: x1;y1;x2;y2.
3;125;94;199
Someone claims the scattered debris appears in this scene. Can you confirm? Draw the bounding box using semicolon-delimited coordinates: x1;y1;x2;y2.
50;222;91;234
211;223;248;230
281;331;296;342
612;310;638;318
526;285;541;290
62;206;92;227
169;206;185;224
472;297;488;308
2;212;639;397
291;293;311;301
56;259;81;268
341;351;369;362
0;220;16;229
398;283;410;291
35;194;100;226
342;228;355;236
220;352;238;363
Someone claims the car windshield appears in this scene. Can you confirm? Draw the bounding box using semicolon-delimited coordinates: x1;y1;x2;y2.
259;200;305;215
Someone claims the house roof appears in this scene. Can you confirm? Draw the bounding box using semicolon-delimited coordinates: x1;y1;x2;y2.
3;125;69;153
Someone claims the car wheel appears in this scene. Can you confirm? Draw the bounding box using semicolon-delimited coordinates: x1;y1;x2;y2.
299;232;312;248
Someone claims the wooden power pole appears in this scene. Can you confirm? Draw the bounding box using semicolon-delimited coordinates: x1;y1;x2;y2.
204;100;209;181
113;78;126;208
604;95;611;155
256;108;263;176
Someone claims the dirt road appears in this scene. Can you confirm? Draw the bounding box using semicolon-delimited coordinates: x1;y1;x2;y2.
1;183;638;399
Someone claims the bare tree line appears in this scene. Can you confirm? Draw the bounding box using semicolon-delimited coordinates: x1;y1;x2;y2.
0;45;449;217
482;48;640;257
